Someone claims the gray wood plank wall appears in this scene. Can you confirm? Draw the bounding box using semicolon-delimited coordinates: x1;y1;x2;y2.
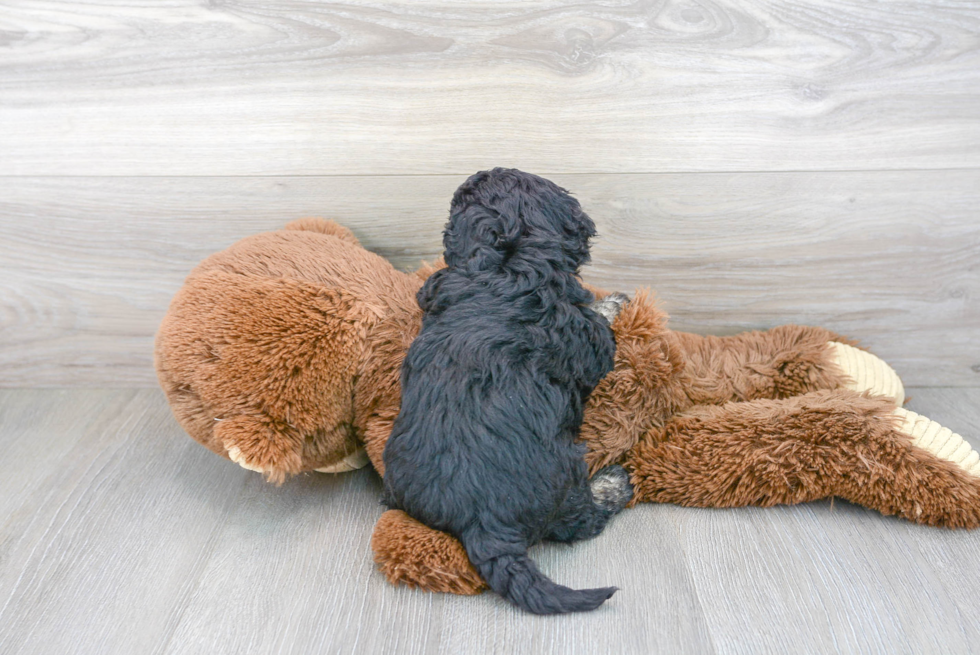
3;1;980;175
1;1;979;387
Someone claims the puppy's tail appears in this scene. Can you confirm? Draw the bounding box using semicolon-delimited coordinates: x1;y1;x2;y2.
465;533;616;615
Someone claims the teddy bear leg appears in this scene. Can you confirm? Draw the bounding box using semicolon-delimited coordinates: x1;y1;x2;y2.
626;389;980;528
674;326;903;405
214;414;305;485
371;510;487;595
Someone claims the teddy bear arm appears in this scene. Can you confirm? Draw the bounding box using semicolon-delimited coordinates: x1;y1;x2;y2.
626;389;980;528
353;315;421;475
360;411;396;476
215;414;305;485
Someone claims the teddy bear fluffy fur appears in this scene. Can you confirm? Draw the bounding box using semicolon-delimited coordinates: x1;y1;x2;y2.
156;218;980;596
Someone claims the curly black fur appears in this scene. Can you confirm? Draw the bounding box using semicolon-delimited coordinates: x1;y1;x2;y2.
382;168;632;615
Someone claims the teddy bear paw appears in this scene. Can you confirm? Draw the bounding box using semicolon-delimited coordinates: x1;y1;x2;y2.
894;408;980;477
314;448;370;473
215;415;304;484
590;292;630;325
226;445;271;474
829;342;905;406
591;465;634;513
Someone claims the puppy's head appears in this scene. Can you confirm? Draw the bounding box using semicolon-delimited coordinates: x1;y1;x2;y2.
443;168;596;275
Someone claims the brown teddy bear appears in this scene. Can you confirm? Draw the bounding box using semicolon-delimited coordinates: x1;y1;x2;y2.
155;218;980;596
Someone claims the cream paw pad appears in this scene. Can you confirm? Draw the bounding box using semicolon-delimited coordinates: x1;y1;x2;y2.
829;342;905;406
228;445;369;474
895;408;980;477
315;448;370;473
227;445;268;474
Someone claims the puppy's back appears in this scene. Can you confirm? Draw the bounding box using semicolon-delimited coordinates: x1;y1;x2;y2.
383;168;621;615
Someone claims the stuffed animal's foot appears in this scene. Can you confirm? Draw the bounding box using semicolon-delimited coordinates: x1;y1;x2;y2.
314;448;371;473
215;415;304;485
876;407;980;527
590;292;630;325
894;408;980;478
371;510;487;595
591;465;633;514
828;342;905;406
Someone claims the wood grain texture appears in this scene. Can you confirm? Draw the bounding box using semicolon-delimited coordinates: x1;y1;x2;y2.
2;171;978;387
680;388;980;655
0;390;249;655
1;0;979;175
897;388;980;650
0;389;115;520
2;389;980;654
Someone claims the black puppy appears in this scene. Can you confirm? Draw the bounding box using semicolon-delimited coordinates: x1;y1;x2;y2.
383;168;632;615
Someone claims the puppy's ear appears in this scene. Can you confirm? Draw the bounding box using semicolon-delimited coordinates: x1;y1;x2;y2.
555;201;596;269
443;204;521;271
520;191;596;272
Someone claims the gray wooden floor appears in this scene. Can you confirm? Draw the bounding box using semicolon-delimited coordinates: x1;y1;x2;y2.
1;387;979;655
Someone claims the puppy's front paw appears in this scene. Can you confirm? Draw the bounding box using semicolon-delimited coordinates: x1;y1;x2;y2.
590;465;633;514
590;292;630;324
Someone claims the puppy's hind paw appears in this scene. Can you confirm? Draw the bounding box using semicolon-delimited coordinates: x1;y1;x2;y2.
590;465;633;514
590;292;630;325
